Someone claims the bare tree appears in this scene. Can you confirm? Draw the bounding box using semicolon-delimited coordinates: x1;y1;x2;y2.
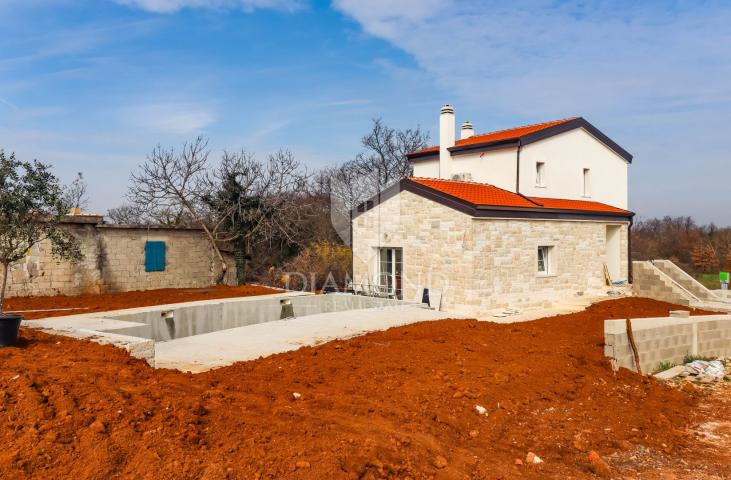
691;242;719;273
351;118;429;188
107;204;194;226
128;137;229;282
63;172;89;211
107;205;144;225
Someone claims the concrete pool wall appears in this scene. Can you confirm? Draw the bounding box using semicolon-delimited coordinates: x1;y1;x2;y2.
101;294;407;342
25;292;458;372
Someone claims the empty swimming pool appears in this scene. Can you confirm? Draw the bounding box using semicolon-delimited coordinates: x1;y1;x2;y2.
99;293;408;342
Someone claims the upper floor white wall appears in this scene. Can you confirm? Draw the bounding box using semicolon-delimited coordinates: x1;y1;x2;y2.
411;127;629;210
412;146;518;192
412;157;440;179
519;128;629;209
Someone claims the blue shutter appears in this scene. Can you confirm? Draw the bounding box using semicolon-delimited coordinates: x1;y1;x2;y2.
145;241;166;272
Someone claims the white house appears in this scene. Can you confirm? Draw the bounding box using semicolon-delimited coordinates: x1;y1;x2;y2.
351;105;634;316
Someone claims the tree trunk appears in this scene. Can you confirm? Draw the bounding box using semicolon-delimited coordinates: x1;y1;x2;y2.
626;318;642;375
235;237;250;286
198;222;227;285
0;262;9;314
234;240;246;286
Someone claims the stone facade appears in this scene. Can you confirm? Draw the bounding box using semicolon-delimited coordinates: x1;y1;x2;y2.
5;216;235;298
352;190;629;316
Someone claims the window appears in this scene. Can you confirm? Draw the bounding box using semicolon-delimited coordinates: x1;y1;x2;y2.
536;162;546;186
145;241;166;272
537;246;553;275
583;168;591;197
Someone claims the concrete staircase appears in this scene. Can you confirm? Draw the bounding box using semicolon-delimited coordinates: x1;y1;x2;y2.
651;259;720;302
632;261;696;307
633;259;729;310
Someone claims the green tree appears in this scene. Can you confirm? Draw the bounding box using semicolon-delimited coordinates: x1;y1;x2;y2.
0;151;82;313
205;150;309;285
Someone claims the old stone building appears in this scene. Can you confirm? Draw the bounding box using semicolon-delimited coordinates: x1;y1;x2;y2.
351;106;634;316
5;214;235;298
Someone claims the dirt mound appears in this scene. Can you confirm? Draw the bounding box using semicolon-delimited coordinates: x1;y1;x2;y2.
0;297;727;479
5;284;282;320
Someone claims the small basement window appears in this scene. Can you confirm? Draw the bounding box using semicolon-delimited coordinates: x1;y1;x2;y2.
536;162;546;186
537;246;554;275
145;241;166;272
583;168;591;197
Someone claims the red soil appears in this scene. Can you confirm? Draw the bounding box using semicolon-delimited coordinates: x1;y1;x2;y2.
0;297;727;479
5;284;283;320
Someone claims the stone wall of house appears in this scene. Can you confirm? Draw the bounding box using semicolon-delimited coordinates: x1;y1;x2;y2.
352;190;629;316
5;220;235;298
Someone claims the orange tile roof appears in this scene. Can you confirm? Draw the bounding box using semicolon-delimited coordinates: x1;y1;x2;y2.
529;197;629;214
409;117;577;157
408;177;631;215
410;177;538;208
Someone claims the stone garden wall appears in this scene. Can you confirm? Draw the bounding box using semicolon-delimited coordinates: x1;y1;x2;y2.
5;216;235;298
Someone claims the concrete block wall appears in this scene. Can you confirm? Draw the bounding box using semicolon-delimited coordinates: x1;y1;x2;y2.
604;315;731;373
5;222;234;298
715;290;731;301
352;188;630;316
98;227;229;292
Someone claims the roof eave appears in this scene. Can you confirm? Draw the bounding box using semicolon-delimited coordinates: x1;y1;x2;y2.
406;150;439;160
520;117;633;163
475;204;634;217
408;117;634;163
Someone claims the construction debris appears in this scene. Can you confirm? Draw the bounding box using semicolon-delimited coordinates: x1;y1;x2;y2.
653;358;728;383
685;360;725;378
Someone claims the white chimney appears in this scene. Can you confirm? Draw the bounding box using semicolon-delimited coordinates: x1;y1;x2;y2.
460;120;474;139
439;104;455;179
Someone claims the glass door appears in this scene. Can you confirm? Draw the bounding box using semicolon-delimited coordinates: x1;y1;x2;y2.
378;248;403;299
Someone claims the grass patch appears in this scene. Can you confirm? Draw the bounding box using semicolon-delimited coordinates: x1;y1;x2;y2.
693;273;721;290
682;354;714;364
652;361;677;375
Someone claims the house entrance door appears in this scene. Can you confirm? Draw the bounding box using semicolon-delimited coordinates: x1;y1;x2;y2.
378;247;403;299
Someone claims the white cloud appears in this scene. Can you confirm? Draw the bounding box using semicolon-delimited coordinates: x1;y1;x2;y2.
113;0;305;14
126;103;216;134
333;1;731;120
332;0;449;36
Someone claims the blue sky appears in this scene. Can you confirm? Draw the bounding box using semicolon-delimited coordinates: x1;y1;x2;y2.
1;0;730;224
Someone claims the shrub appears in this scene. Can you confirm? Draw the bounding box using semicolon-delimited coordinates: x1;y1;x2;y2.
280;241;352;292
651;362;676;375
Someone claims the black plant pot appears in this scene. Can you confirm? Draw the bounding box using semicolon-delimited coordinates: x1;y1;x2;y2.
0;313;22;347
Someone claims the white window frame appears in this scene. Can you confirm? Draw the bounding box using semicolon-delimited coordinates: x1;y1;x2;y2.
375;246;404;299
582;168;591;197
535;162;546;187
537;245;555;276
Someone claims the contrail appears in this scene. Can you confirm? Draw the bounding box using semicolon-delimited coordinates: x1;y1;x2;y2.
0;97;19;110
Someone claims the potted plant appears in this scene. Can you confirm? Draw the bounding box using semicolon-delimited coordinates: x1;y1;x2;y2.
0;150;81;346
